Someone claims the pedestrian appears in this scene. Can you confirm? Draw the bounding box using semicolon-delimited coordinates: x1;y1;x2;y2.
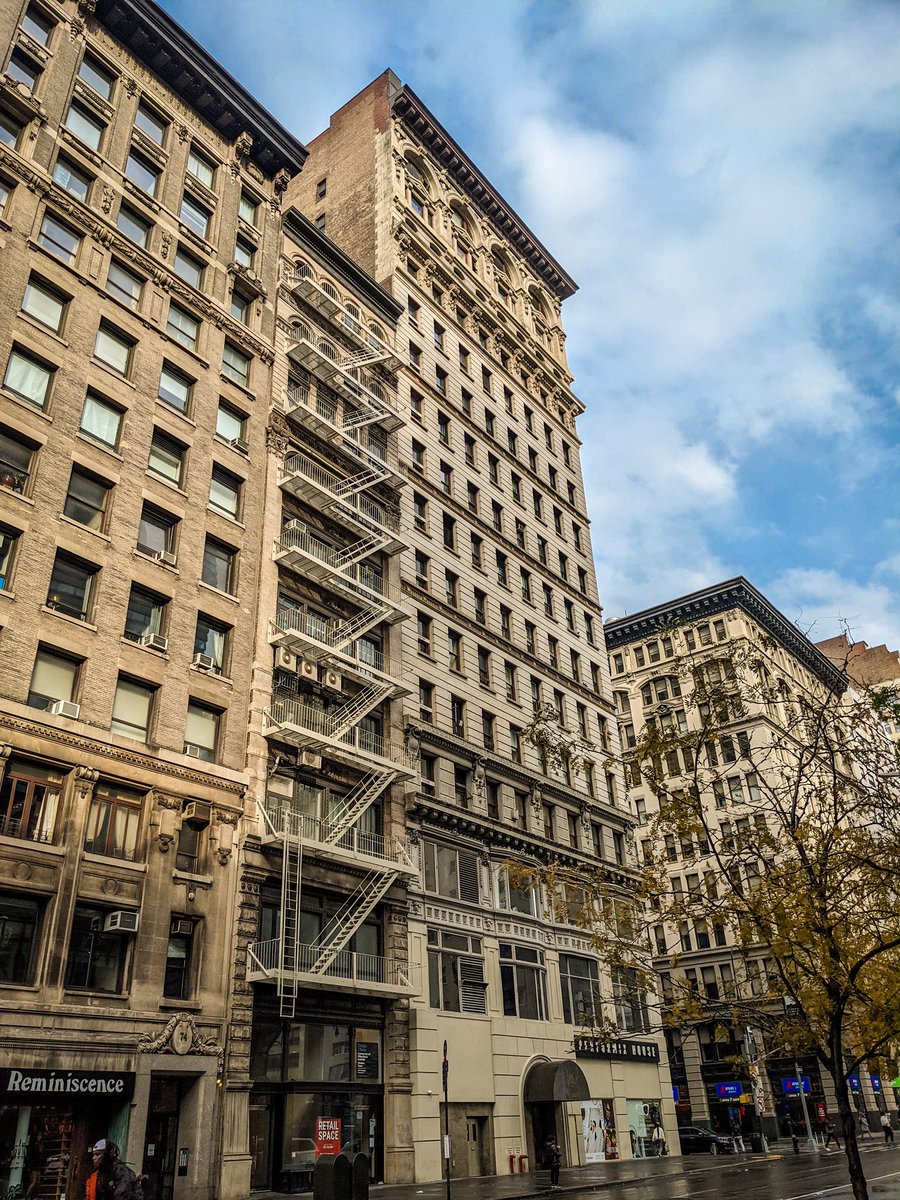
23;1132;44;1199
823;1119;841;1151
544;1136;562;1191
86;1140;144;1200
881;1112;894;1144
730;1118;745;1153
790;1121;801;1154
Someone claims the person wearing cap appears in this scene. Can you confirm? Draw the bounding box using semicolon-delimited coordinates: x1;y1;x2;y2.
86;1140;142;1200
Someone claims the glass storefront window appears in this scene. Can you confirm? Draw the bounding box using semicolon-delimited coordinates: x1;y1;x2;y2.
286;1026;350;1083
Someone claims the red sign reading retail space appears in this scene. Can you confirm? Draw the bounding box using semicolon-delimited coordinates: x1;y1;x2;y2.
315;1117;341;1157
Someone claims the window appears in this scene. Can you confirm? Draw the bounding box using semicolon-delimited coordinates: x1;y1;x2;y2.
496;868;537;915
173;245;204;288
511;471;521;502
38;212;80;264
202;536;235;592
416;612;432;655
135;102;166;144
22;6;55;45
185;701;219;761
167;303;199;350
137;505;177;561
65;101;104;150
433;322;445;351
612;967;650;1033
314;213;326;231
230;292;250;324
520;569;532;603
22;275;67;331
209;465;240;517
500;943;547;1019
408;343;422;371
525;622;536;655
418;679;433;721
117;204;151;248
94;323;132;375
439;461;452;494
0;111;22;149
560;954;599;1025
65;904;129;993
194;614;229;675
442;513;455;550
125;148;160;196
504;661;518;701
111;676;154;742
46;551;96;621
5;54;39;92
216;401;246;444
315;177;327;200
478;646;492;687
510;724;522;764
78;52;114;97
180;194;210;240
500;605;512;640
450;695;465;737
156;364;194;416
444;569;458;606
124;585;167;643
164;916;196;998
428;929;486;1013
0;525;17;590
28;646;79;710
63;467;110;531
239;192;258;226
0;757;62;844
222;342;249;386
53;155;91;202
414;550;429;589
106;260;143;309
423;841;480;902
460;387;472;415
448;630;462;673
84;783;142;860
412;492;427;531
234;236;254;269
0;892;39;983
482;710;496;749
187;148;214;188
148;430;185;485
466;482;479;513
474;589;486;625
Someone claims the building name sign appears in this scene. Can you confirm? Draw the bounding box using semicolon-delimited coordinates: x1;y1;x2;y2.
0;1070;135;1102
574;1036;660;1064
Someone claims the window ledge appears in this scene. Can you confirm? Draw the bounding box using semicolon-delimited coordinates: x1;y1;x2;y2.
205;505;245;530
76;432;124;462
120;635;169;659
189;665;233;687
0;484;35;507
41;604;97;632
17;310;69;347
197;580;239;604
219;374;256;402
0;980;41;992
59;514;111;543
0;386;52;422
172;869;213;887
63;989;130;1002
91;358;136;389
0;832;64;854
82;852;146;872
146;471;188;499
159;998;201;1011
133;547;180;575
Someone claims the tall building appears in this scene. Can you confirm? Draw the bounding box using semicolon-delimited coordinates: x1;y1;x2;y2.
604;579;887;1143
284;73;677;1184
816;634;900;741
0;3;304;1200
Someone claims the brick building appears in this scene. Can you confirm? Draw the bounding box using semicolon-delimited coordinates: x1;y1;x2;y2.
0;3;304;1200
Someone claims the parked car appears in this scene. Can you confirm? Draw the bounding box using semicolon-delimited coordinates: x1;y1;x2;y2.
677;1125;734;1155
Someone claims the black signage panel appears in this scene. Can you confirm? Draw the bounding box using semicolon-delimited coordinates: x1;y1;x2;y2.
355;1041;380;1081
573;1036;660;1064
0;1069;135;1103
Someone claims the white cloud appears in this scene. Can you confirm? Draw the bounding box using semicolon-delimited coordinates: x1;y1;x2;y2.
766;568;900;650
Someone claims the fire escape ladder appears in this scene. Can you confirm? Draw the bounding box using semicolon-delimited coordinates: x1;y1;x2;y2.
333;534;390;570
323;769;398;844
308;869;397;976
327;602;389;652
278;808;303;1018
326;681;392;740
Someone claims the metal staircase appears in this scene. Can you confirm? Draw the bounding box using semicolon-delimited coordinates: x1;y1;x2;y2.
323;769;397;844
306;869;397;975
283;385;404;488
327;680;393;740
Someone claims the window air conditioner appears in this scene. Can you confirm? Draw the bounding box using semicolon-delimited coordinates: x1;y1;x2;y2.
276;647;297;672
299;659;317;679
49;700;80;719
140;634;169;653
183;743;203;758
300;751;322;770
170;918;193;936
183;801;211;827
323;670;342;690
104;910;139;934
229;437;249;454
153;550;177;566
285;519;307;533
193;653;215;670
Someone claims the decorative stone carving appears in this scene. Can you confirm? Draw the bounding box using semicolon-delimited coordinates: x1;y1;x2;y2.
13;862;32;882
473;758;487;797
403;725;422;764
100;185;114;214
159;231;171;260
123;76;138;98
176;123;189;144
69;18;84;41
266;417;291;458
77;0;97;14
138;1013;222;1057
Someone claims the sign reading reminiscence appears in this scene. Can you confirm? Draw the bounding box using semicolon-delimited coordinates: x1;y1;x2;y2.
574;1036;660;1064
0;1069;136;1102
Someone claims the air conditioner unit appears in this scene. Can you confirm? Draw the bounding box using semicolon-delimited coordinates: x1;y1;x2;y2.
140;633;169;653
49;700;80;719
183;743;203;758
104;910;139;934
299;658;317;679
154;550;177;566
229;437;249;454
285;519;307;534
170;918;193;936
300;751;322;770
193;653;215;670
276;647;297;672
183;801;211;827
323;670;342;690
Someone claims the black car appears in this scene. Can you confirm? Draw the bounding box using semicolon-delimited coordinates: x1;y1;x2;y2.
677;1125;734;1155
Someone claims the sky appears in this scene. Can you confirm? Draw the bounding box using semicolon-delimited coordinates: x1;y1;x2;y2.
162;0;900;648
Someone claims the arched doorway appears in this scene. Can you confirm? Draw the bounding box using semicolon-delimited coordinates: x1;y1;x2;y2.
523;1060;591;1171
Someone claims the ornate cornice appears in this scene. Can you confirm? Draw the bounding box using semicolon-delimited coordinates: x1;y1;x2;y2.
604;576;847;692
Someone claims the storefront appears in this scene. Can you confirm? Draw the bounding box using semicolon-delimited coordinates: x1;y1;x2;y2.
0;1068;134;1200
249;997;385;1192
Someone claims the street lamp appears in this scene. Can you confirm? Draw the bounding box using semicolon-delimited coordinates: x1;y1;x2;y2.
794;1063;819;1154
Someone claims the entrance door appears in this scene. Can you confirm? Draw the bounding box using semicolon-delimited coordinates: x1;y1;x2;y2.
527;1102;562;1170
465;1118;481;1177
143;1078;182;1200
249;1103;273;1190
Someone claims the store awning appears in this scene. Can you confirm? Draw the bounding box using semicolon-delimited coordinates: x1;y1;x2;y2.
524;1060;591;1103
890;1077;900;1089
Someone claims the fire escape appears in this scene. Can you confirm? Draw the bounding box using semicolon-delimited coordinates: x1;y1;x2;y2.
249;260;416;1012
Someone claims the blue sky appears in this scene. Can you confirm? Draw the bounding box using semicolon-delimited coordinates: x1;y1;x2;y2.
162;0;900;646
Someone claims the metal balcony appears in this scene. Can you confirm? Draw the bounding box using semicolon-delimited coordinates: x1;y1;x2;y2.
282;385;405;487
263;697;416;777
288;265;401;372
247;938;416;996
273;528;408;622
259;800;416;874
286;330;403;434
279;453;404;552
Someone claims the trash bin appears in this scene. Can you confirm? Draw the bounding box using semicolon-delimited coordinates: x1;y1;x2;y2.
748;1134;763;1152
350;1153;369;1200
314;1153;353;1200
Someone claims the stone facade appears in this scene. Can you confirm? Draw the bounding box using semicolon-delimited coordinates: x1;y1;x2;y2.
0;3;304;1200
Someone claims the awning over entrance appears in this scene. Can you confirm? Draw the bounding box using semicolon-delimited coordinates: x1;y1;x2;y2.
524;1060;591;1103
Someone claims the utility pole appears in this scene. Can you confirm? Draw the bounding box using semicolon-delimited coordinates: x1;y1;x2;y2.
744;1029;769;1153
795;1064;818;1153
443;1040;451;1200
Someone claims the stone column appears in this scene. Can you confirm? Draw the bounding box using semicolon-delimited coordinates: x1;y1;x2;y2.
384;902;414;1182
